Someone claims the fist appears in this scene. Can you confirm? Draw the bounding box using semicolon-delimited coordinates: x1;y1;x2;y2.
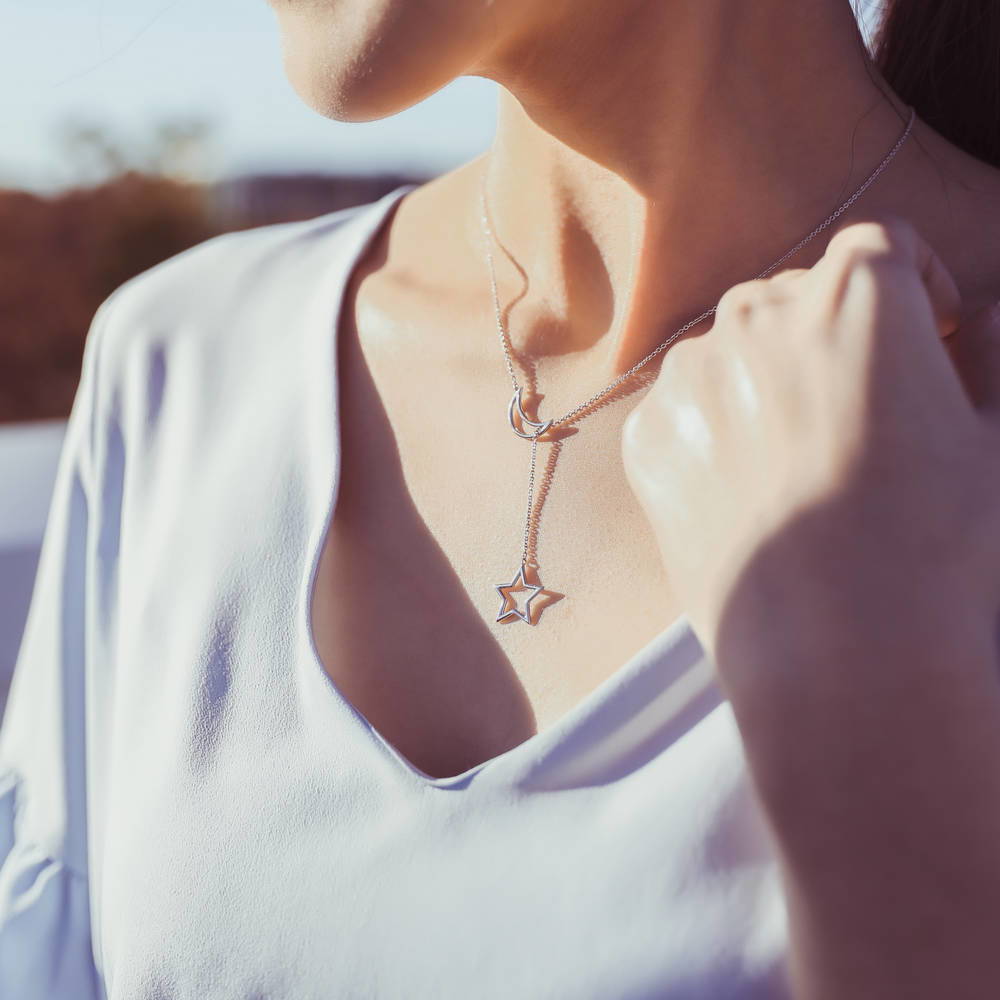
620;214;1000;661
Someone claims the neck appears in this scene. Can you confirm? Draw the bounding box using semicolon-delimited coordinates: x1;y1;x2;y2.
467;0;928;384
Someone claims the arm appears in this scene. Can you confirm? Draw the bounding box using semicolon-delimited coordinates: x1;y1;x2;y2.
619;214;1000;999
0;297;115;1000
723;582;1000;1000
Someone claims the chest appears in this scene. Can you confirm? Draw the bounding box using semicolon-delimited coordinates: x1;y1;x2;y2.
308;298;686;781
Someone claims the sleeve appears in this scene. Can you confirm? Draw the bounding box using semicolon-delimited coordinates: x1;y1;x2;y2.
0;296;116;1000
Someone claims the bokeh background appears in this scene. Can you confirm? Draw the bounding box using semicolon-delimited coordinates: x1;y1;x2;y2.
0;0;499;715
0;0;882;716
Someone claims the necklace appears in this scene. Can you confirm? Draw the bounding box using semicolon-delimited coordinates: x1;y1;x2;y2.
482;105;916;626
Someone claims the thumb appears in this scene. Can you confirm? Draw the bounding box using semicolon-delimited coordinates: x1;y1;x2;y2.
944;299;1000;415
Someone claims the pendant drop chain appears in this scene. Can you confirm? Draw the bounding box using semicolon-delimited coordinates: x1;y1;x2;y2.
488;106;916;626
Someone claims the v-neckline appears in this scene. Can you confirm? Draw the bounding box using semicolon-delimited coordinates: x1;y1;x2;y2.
298;183;705;791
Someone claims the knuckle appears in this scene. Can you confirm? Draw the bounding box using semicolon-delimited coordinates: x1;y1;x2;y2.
767;266;809;285
659;331;702;381
715;279;770;323
826;243;912;298
621;399;653;454
845;246;910;281
825;214;916;268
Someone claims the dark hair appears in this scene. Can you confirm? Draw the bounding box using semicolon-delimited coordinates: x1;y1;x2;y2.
869;0;1000;167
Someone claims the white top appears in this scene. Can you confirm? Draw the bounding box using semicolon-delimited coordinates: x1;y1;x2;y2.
0;183;793;999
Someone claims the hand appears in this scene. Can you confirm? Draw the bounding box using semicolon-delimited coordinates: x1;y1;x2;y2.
621;214;1000;679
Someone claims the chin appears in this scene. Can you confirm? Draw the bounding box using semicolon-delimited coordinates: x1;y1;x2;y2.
281;49;435;124
271;2;491;123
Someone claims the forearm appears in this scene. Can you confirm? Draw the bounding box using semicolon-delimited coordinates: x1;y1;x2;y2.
723;592;1000;1000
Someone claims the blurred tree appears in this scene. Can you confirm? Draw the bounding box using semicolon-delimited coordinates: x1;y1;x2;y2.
57;123;130;184
0;118;223;422
54;115;218;188
0;172;223;423
0;118;420;424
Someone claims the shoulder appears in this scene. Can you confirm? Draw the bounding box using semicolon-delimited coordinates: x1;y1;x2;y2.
71;186;413;478
88;194;397;377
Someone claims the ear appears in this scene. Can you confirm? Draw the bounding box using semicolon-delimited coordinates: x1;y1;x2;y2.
944;300;1000;415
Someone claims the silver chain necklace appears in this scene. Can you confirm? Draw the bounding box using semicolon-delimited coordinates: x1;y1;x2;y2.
482;105;916;626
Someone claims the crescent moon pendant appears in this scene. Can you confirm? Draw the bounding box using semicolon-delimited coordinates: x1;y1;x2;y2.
507;387;553;439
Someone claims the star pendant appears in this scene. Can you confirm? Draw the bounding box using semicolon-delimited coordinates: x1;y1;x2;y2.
495;563;544;625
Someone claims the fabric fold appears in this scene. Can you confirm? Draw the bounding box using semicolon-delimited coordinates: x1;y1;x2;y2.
0;771;101;999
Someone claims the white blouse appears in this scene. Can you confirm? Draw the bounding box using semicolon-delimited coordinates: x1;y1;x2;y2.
0;182;793;999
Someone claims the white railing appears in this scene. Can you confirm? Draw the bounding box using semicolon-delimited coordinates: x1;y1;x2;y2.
0;420;67;720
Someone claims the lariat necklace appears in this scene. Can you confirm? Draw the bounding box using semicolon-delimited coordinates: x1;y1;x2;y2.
483;105;916;626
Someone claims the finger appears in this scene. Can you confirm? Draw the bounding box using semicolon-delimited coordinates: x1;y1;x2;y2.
944;300;1000;415
765;266;810;286
820;215;963;339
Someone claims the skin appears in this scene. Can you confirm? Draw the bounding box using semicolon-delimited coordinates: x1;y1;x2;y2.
624;218;1000;996
267;1;1000;993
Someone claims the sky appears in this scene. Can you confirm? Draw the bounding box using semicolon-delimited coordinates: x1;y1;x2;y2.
1;0;499;192
3;0;881;194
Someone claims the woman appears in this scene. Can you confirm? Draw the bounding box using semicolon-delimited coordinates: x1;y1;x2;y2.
3;0;1000;996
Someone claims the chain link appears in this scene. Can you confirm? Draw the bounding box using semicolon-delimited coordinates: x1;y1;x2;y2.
485;105;916;584
522;436;537;565
480;105;916;430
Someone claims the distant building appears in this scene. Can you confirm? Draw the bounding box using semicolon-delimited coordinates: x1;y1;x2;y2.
209;171;426;230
